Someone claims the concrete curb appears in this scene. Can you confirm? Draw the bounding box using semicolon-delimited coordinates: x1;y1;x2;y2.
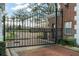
6;49;11;56
6;48;18;56
6;45;48;56
9;48;18;56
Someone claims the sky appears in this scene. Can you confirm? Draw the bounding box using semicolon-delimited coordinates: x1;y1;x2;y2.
5;3;37;27
5;3;30;17
5;3;16;16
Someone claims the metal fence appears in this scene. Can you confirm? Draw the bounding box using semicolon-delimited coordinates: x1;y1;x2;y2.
3;10;63;48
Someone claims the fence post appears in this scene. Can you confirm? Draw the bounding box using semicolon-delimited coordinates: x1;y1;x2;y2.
3;15;5;41
61;9;64;41
55;3;58;44
0;15;6;56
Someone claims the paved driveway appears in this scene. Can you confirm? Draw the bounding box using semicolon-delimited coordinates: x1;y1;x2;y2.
17;45;79;56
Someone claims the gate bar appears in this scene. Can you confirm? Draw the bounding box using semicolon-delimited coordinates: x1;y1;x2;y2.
3;15;5;41
55;3;58;43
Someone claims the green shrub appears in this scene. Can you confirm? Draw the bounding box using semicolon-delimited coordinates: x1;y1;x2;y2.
58;38;77;47
0;42;6;56
57;39;66;45
64;39;76;46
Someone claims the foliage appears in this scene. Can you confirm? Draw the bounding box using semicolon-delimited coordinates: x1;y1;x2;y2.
5;32;15;40
0;3;5;12
0;42;6;56
13;3;56;23
37;32;44;39
28;3;55;15
13;9;29;21
58;37;77;47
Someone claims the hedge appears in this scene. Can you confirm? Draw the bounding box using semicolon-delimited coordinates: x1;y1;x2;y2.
57;38;77;47
0;42;6;56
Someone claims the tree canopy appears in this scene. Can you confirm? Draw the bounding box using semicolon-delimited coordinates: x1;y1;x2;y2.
13;3;56;22
0;3;5;12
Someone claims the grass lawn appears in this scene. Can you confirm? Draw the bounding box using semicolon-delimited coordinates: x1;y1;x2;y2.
5;32;16;40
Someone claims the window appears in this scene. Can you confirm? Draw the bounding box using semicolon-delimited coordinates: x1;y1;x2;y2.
64;22;72;35
64;22;72;28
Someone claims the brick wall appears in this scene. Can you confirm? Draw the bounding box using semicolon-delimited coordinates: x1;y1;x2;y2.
48;3;76;41
60;3;76;37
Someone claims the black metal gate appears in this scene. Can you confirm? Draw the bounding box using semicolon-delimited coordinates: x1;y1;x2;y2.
3;5;63;48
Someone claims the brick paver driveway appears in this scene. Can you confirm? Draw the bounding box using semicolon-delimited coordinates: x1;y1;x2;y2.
17;45;79;56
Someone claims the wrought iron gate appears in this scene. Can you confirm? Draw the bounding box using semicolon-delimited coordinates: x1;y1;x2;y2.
3;10;63;48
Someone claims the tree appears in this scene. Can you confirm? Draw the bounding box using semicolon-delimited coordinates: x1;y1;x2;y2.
13;8;31;28
13;3;56;23
28;3;55;15
27;3;56;23
0;3;5;22
13;8;29;21
0;3;5;12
